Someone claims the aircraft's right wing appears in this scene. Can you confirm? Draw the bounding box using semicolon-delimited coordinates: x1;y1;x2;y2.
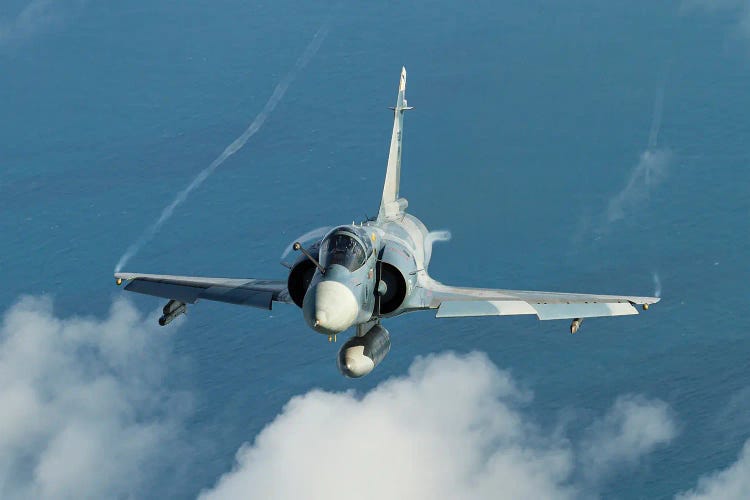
421;279;659;322
115;272;291;309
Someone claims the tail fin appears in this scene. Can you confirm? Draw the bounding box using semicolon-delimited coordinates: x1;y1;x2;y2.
378;67;413;221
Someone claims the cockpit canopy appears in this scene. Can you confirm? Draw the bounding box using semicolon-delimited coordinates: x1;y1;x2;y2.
319;229;368;271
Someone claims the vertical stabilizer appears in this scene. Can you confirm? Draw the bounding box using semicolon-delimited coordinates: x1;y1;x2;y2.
378;67;413;221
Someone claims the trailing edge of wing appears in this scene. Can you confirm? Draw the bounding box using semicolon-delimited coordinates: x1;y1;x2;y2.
114;272;291;309
425;280;658;320
436;300;639;320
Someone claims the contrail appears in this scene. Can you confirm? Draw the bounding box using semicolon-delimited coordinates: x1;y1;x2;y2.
645;66;669;187
647;68;668;151
652;271;662;298
605;149;671;224
115;24;329;273
0;0;88;49
424;230;452;269
604;66;672;226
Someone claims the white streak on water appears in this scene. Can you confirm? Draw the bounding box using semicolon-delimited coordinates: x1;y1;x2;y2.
115;24;329;273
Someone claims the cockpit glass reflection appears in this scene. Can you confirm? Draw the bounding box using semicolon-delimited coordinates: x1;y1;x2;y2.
320;233;366;271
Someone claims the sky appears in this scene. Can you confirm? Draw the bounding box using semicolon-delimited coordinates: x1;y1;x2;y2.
1;1;750;499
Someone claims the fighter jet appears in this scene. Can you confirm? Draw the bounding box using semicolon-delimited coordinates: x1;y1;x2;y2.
115;67;659;378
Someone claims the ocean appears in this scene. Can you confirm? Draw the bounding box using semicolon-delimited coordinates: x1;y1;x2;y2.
1;1;749;498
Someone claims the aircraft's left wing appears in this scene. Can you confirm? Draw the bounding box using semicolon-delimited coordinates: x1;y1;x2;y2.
114;272;291;309
421;279;659;323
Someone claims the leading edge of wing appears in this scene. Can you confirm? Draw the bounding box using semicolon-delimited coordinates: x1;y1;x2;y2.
114;272;291;308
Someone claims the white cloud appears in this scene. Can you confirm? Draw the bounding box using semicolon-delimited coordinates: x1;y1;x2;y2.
0;296;190;500
676;440;750;500
580;395;677;484
10;297;737;499
200;352;675;500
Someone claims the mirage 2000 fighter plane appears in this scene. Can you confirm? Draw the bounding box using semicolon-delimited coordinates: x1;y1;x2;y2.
115;67;659;378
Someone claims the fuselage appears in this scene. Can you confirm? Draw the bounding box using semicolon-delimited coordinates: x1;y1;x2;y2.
300;213;430;336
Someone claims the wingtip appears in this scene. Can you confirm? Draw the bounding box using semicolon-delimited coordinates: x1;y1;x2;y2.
639;297;660;311
628;297;660;310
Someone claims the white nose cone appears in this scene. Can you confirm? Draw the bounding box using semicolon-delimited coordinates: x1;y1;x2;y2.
303;280;359;334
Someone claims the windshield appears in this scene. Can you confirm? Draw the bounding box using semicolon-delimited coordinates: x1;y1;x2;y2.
320;232;366;271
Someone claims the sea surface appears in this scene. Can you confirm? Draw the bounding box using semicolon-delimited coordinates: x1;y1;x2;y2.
1;1;749;498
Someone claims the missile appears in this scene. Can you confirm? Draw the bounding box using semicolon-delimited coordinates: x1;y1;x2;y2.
159;300;186;326
163;299;185;315
570;318;583;334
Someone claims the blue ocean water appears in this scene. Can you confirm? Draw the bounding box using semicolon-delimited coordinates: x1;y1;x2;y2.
2;1;749;498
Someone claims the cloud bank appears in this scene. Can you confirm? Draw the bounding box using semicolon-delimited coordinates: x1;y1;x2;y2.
579;395;676;485
0;296;189;500
4;297;746;499
200;352;675;500
677;440;750;499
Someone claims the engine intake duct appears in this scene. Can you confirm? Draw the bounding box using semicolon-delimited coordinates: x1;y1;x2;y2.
337;324;391;378
287;259;317;308
377;262;406;315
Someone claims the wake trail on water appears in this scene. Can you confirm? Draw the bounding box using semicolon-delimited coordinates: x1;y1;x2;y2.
115;24;329;273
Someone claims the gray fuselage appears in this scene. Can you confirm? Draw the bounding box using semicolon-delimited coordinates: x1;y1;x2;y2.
299;213;431;336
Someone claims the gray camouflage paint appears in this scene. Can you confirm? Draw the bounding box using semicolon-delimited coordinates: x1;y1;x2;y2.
114;67;659;375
